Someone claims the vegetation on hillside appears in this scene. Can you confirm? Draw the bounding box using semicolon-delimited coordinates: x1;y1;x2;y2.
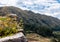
0;6;60;42
0;15;23;38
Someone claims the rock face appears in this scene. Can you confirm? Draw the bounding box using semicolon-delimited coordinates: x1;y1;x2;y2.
0;32;28;42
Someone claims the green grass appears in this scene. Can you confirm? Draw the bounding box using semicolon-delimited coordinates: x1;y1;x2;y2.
0;18;7;21
0;27;18;38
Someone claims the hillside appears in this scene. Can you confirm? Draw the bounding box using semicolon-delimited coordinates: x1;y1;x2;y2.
0;6;60;42
0;6;60;29
0;6;60;36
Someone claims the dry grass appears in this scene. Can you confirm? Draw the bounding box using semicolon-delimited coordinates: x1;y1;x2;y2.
26;33;53;42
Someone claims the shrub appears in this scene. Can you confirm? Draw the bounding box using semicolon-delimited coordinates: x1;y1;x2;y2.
0;16;23;38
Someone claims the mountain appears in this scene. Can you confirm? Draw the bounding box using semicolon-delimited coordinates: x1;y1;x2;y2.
0;6;60;28
0;6;60;36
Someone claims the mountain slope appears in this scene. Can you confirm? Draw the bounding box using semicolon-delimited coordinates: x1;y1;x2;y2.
0;6;60;37
0;6;60;30
0;6;60;42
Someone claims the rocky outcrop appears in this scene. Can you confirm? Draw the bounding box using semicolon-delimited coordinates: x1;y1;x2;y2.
0;32;28;42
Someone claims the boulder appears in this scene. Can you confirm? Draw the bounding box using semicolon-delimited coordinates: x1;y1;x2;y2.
0;32;28;42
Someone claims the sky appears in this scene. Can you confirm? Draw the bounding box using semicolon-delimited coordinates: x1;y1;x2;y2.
0;0;60;19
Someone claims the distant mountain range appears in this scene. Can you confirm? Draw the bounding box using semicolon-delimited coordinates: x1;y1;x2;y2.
0;6;60;31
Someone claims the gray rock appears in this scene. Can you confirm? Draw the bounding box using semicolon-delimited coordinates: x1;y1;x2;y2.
0;32;28;42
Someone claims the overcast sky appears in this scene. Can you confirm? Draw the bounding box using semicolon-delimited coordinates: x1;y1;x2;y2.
0;0;60;19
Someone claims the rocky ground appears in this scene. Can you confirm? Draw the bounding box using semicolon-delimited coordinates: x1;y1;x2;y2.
0;32;57;42
0;32;27;42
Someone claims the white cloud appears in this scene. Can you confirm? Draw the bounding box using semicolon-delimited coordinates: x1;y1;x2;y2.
0;0;17;6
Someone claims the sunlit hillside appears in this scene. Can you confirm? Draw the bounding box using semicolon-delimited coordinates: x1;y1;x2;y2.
0;14;23;38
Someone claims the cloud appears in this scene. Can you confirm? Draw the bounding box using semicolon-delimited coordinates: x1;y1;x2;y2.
0;0;18;6
17;0;60;19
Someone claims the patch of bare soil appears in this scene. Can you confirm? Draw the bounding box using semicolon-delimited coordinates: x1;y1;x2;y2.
26;33;54;42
